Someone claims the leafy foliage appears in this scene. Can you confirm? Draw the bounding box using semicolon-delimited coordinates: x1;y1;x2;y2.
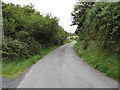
71;2;94;34
2;2;67;62
72;2;120;53
72;2;120;81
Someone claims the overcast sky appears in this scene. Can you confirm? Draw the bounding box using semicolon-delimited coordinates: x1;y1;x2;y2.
3;0;78;33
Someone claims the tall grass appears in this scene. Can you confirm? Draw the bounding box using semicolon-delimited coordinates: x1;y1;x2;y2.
74;42;119;82
2;45;58;79
2;42;71;79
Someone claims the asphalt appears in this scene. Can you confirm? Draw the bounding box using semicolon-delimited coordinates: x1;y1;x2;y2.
18;42;118;88
1;67;31;88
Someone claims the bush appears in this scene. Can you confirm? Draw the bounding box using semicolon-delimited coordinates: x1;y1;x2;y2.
2;38;42;62
2;38;29;61
28;40;41;55
2;2;67;62
72;2;120;53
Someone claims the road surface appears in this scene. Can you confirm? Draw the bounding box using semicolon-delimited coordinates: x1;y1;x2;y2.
18;42;118;88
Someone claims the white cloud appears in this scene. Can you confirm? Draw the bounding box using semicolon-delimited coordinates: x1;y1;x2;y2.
3;0;77;33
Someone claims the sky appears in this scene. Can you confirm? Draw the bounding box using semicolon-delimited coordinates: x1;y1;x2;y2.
2;0;78;33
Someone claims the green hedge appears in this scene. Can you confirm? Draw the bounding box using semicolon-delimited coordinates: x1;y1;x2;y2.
2;2;68;62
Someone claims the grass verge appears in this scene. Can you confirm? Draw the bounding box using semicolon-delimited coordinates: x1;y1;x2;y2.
2;41;72;79
74;42;119;82
2;45;59;79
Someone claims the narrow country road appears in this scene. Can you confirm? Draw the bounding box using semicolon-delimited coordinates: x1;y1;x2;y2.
18;42;118;88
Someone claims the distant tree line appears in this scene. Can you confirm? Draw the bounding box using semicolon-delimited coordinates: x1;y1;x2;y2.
71;2;120;53
2;2;68;62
